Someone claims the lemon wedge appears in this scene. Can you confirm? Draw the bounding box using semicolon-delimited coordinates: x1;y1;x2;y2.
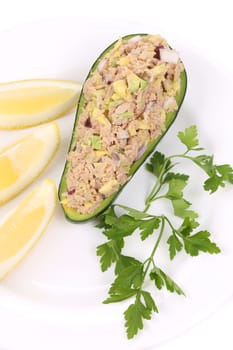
0;122;60;205
0;179;57;280
0;79;82;129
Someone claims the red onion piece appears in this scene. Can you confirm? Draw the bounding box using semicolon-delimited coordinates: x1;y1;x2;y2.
117;130;129;139
163;96;177;109
154;45;164;59
145;100;157;111
112;152;120;163
135;143;147;161
159;48;179;64
68;188;76;195
84;117;92;128
97;58;107;72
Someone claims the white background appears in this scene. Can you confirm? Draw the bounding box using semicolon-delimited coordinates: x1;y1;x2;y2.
0;1;233;349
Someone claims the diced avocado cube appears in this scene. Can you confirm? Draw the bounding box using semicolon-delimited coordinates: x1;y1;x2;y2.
91;135;102;150
127;72;148;93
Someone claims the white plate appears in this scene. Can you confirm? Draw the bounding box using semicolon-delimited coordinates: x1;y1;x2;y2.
0;16;233;350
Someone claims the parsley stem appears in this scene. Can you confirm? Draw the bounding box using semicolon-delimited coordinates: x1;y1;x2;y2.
168;153;191;160
144;195;167;212
143;217;165;279
145;159;170;211
163;216;181;237
168;153;207;171
150;195;167;202
150;217;165;258
163;215;175;230
144;179;161;211
143;202;150;213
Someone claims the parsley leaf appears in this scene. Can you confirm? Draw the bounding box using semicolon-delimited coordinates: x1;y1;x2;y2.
204;175;224;193
96;206;118;228
104;288;137;304
115;255;142;275
146;151;172;177
171;198;198;219
167;220;220;259
139;217;161;240
178;125;199;150
183;230;221;256
149;267;164;289
109;264;144;293
103;215;139;239
178;217;200;237
150;266;185;295
164;172;189;183
96;239;124;272
216;164;233;183
124;297;152;339
141;290;158;313
187;153;233;194
192;155;214;175
167;234;183;260
95;214;106;229
163;173;198;218
204;164;233;193
165;173;189;199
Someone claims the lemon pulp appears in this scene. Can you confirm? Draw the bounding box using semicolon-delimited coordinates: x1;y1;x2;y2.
0;191;45;261
0;138;44;191
0;179;57;279
0;86;77;115
0;79;82;129
0;122;60;204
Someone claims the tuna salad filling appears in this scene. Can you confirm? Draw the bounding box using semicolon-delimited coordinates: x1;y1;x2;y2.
62;34;184;215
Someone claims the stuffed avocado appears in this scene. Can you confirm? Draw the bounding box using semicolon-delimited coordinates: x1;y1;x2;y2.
59;34;187;222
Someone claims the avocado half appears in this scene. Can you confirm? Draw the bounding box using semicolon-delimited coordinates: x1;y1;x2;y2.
58;34;187;222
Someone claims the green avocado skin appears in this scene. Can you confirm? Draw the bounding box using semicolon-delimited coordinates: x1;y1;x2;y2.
58;34;188;222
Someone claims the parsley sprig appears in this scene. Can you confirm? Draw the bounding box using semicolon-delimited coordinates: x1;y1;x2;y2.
96;125;232;339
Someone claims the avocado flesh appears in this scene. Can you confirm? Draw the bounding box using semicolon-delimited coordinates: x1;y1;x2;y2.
58;34;187;222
